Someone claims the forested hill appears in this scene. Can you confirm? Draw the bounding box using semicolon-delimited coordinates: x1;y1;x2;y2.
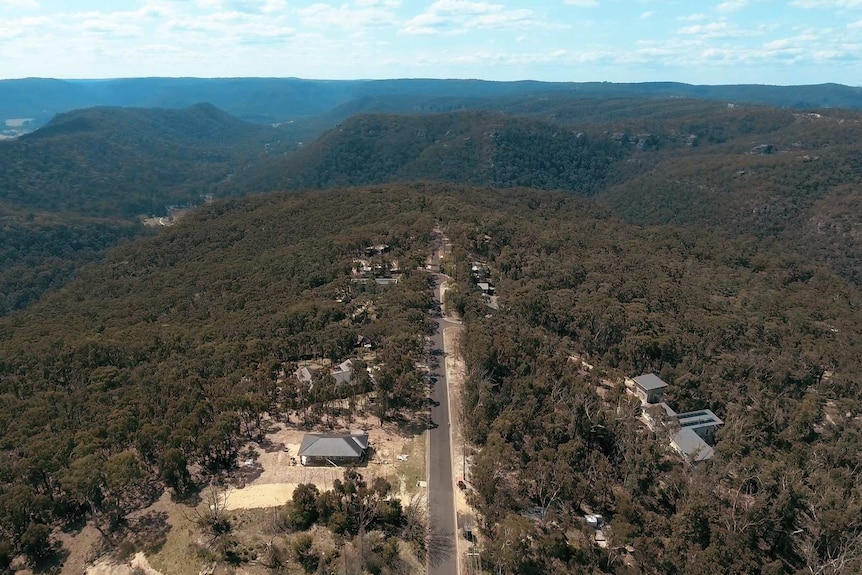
227;101;862;288
594;107;862;286
0;103;291;316
0;103;285;217
1;185;861;572
239;111;626;195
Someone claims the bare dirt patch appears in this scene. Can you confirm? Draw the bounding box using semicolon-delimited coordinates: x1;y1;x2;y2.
219;417;426;511
443;327;472;520
222;482;297;511
85;552;164;575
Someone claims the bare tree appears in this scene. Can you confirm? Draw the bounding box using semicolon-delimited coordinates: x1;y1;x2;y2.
794;502;862;575
184;487;233;552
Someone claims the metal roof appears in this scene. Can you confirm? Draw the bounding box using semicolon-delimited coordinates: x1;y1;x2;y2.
633;373;669;391
298;433;369;458
331;360;353;385
670;428;714;461
677;409;724;430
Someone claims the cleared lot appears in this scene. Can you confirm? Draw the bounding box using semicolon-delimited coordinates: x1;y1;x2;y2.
223;416;427;510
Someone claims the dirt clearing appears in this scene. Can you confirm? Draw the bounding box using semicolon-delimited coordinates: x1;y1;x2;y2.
218;416;426;511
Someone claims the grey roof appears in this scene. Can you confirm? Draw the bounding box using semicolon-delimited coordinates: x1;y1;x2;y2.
298;433;369;458
670;428;714;461
295;366;315;385
633;373;669;391
677;409;723;430
331;359;354;385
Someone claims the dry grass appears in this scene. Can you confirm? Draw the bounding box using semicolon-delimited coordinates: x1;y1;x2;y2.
145;503;202;575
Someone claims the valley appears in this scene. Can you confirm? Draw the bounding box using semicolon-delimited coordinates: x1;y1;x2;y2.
0;80;861;575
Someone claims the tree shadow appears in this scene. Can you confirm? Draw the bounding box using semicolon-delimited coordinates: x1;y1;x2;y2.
31;545;69;574
257;436;283;453
115;510;170;557
171;484;203;506
229;459;264;487
426;527;455;567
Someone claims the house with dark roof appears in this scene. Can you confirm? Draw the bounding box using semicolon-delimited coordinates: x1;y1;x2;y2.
627;373;669;404
298;431;370;466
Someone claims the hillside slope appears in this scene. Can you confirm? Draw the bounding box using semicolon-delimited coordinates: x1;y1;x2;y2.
0;185;860;573
596;107;862;284
242;111;626;195
0;103;284;217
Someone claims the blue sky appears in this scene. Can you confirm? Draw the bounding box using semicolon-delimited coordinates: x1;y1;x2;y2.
1;0;861;85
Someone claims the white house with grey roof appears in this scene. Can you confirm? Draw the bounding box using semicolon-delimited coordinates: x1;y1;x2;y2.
671;428;714;462
331;359;354;385
627;372;723;461
295;359;355;389
298;431;369;466
627;373;669;404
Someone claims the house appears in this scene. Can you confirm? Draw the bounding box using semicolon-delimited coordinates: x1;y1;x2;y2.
676;409;723;443
331;359;354;385
295;366;316;386
295;359;354;387
364;244;390;256
476;282;495;296
628;373;668;404
298;431;370;466
626;371;723;462
355;335;374;349
642;402;723;461
352;258;372;278
374;277;399;286
671;428;714;462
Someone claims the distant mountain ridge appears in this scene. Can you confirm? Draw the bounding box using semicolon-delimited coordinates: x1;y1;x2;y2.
3;77;861;133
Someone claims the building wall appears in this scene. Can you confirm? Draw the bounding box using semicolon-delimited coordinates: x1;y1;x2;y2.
300;454;363;467
636;387;665;404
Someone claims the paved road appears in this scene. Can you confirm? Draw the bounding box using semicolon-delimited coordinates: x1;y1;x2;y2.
427;272;459;575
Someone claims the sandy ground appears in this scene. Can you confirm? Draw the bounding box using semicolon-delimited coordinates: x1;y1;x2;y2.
222;482;297;510
440;275;481;575
85;552;163;575
55;524;102;575
444;326;472;519
222;415;425;511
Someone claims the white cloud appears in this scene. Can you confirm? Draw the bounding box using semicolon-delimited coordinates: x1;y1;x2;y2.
0;0;39;7
193;0;286;12
677;21;756;38
355;0;402;6
849;18;862;27
789;0;862;7
640;11;654;19
679;13;707;21
564;0;598;6
716;0;748;11
299;2;400;33
401;0;552;36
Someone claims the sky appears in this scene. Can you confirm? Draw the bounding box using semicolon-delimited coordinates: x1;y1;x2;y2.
0;0;861;85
